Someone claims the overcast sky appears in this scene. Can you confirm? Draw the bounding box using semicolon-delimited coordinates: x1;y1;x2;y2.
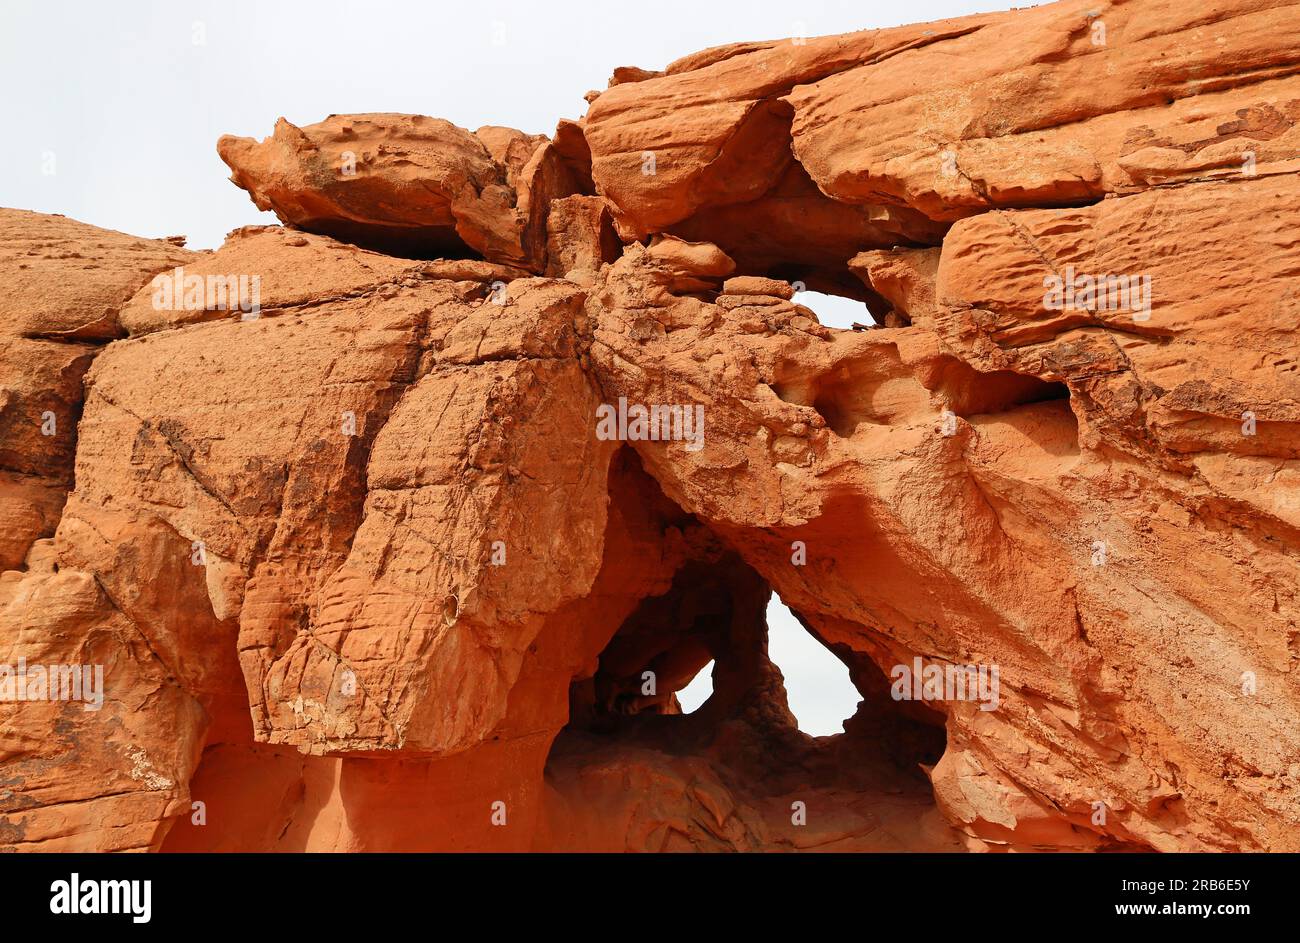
2;0;1014;250
677;598;863;736
1;0;1009;734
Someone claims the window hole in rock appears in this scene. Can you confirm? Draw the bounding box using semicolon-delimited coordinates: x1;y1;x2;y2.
791;290;874;330
675;659;714;714
545;448;955;849
766;596;860;737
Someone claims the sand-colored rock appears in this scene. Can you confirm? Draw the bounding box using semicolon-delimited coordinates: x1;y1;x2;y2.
3;0;1300;853
0;209;192;571
119;226;423;335
218;114;584;271
722;275;795;299
1;208;192;340
544;195;620;284
788;0;1300;220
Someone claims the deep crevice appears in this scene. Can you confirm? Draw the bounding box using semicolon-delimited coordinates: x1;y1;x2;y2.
292;219;487;262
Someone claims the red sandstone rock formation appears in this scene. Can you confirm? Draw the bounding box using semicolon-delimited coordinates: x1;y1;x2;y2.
3;0;1299;852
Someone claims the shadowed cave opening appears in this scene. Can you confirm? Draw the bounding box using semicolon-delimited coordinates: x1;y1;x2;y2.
546;450;948;847
770;349;1072;441
292;218;488;261
815;370;1070;440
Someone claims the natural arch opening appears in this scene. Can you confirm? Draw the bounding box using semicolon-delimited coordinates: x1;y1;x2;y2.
676;659;714;714
544;450;956;850
766;597;860;736
792;289;875;330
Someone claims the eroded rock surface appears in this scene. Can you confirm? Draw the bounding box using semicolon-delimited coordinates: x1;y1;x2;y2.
218;114;587;271
3;0;1299;852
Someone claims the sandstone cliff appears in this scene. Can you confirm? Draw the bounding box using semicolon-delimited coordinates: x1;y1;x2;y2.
2;0;1298;852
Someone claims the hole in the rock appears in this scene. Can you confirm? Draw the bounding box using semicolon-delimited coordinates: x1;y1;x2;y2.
773;349;1075;441
766;597;860;737
774;348;932;437
812;381;860;437
295;219;486;261
945;370;1070;418
793;290;874;330
563;526;944;764
546;450;953;849
567;554;750;732
675;659;714;714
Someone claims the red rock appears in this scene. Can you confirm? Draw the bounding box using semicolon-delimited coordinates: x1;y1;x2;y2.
3;0;1300;854
544;195;621;284
218;114;584;271
721;276;795;299
788;0;1300;221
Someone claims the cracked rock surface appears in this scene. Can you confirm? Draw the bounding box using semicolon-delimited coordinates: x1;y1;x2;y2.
2;0;1299;851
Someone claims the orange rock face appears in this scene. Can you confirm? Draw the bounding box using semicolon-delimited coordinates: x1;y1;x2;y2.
217;115;586;271
4;0;1300;852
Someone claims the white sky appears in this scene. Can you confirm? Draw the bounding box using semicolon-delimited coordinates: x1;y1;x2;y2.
1;0;1014;250
677;598;861;736
2;0;1006;732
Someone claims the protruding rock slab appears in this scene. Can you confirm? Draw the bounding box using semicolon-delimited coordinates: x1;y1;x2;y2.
218;114;585;271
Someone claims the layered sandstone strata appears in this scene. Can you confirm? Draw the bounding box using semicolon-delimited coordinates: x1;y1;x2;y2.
2;0;1298;852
